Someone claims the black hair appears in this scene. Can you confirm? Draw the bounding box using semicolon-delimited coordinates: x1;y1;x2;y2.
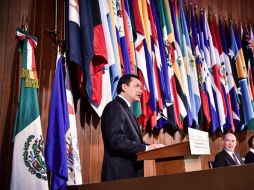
116;74;140;94
248;135;254;148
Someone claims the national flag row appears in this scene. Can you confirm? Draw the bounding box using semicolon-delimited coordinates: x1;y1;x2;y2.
66;0;254;133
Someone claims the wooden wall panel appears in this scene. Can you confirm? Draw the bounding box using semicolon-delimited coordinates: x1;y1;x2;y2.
37;0;57;140
252;0;254;25
89;115;100;183
201;0;209;11
0;0;10;158
232;0;238;22
221;0;227;19
246;0;251;24
211;0;218;14
236;0;242;24
1;0;254;189
227;0;232;20
242;0;247;24
0;0;9;116
75;99;87;182
98;121;104;182
0;0;24;189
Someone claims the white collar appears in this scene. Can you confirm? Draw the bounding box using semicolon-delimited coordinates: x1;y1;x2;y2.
118;95;131;107
224;148;235;157
250;148;254;154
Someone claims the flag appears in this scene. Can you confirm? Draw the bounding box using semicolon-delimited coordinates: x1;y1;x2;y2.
230;23;254;131
225;23;245;131
250;25;254;50
66;0;81;66
235;24;254;130
191;9;212;129
170;0;193;127
112;0;132;74
212;17;234;132
151;0;171;102
201;13;221;132
242;26;254;103
147;0;165;128
150;0;172;129
90;68;113;117
241;26;254;130
88;0;108;106
66;0;85;99
143;39;157;128
90;0;114;117
121;0;136;73
148;0;172;129
131;0;152;129
68;0;108;106
124;0;142;118
164;0;187;129
11;28;48;190
99;0;115;69
108;0;122;98
65;63;82;185
45;54;69;190
155;0;180;129
138;0;157;128
167;1;188;129
219;19;240;132
179;0;201;127
207;16;227;131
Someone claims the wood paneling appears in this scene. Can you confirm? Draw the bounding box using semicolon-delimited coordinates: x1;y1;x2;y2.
0;0;27;188
0;0;254;189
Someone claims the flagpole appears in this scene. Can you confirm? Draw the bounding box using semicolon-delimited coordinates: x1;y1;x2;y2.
63;0;65;42
63;0;66;54
46;0;59;46
55;0;58;34
49;171;52;189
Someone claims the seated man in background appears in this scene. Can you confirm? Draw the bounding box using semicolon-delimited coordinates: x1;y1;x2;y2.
245;135;254;164
213;133;243;168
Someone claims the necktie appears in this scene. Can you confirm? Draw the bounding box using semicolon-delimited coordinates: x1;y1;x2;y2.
232;153;241;165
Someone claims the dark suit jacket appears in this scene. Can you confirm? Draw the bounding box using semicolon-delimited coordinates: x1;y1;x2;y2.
245;151;254;164
101;96;146;181
213;149;243;168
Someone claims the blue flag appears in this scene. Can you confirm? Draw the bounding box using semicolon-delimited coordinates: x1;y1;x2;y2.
232;24;254;131
45;54;69;190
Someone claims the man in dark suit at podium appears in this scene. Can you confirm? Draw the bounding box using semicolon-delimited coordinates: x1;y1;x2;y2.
101;74;163;181
213;133;243;168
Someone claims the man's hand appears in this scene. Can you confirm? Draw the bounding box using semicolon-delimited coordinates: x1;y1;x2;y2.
147;144;165;151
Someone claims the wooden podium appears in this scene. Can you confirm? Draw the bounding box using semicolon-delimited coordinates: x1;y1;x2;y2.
137;142;208;176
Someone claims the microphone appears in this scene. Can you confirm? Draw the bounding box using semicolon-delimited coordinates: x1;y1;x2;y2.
159;112;189;140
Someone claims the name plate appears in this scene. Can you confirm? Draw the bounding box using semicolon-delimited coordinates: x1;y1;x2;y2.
188;128;210;155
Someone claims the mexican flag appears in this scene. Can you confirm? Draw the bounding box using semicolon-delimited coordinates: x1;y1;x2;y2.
10;28;48;190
